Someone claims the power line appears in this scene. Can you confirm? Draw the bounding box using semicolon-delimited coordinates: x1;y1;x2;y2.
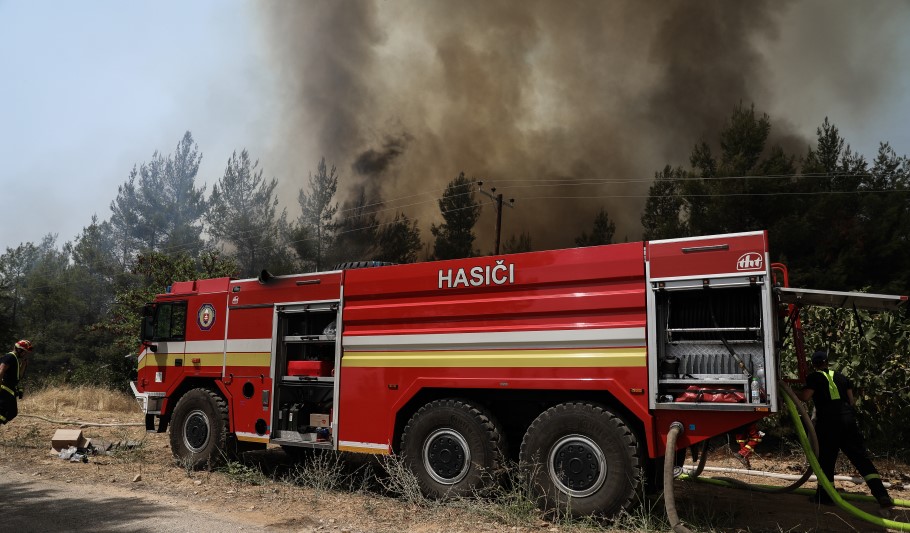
488;171;910;186
516;188;910;201
476;181;515;255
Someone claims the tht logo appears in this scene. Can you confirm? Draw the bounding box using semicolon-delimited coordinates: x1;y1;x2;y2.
736;252;763;271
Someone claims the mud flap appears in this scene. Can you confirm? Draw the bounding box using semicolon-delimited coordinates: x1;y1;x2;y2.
145;414;170;433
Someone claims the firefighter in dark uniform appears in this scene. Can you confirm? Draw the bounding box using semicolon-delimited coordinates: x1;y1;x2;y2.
798;349;893;510
0;339;33;425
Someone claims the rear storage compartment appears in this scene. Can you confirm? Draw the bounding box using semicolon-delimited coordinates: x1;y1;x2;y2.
646;232;778;412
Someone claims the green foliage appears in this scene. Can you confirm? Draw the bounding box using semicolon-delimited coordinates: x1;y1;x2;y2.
0;236;93;379
841;143;910;295
220;460;267;486
684;104;796;237
641;166;687;240
0;242;39;346
92;250;236;387
501;232;533;254
375;212;422;264
574;207;616;247
644;105;910;297
297;157;339;271
330;190;381;265
209;150;292;277
109;132;208;258
795;304;910;451
431;172;481;260
642;104;798;241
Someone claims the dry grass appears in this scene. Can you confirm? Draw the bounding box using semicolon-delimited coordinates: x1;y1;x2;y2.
21;384;140;417
6;386;906;532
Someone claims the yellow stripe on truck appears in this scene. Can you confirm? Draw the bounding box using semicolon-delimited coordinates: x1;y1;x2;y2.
341;347;646;368
338;442;391;455
138;352;271;369
225;352;271;366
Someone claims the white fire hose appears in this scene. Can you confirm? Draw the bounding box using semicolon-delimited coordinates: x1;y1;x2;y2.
682;464;907;490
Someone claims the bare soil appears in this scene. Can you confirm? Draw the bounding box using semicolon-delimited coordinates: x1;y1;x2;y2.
1;396;908;533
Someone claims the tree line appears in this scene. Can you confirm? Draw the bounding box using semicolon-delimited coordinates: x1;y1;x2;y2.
2;104;910;448
0;133;612;384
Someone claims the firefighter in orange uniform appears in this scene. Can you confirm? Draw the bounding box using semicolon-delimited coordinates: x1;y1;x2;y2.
732;423;763;469
0;339;33;425
799;349;892;510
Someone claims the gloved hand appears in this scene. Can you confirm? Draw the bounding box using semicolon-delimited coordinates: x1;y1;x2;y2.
16;387;23;400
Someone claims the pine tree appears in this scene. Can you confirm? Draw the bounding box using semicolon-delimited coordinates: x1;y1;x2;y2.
108;132;207;260
209;150;291;277
329;190;380;266
502;232;533;254
375;212;422;264
297;158;339;271
575;207;616;247
641;166;688;240
430;172;481;260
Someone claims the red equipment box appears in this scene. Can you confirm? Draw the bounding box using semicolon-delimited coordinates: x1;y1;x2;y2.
287;360;332;377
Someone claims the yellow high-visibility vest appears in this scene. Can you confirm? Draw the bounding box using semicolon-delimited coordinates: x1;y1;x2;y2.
817;370;840;400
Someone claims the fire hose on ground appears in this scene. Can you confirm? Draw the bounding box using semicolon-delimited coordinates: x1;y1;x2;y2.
18;413;144;428
684;465;909;490
663;381;910;532
664;421;694;533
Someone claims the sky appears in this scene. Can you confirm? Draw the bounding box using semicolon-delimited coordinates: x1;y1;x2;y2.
2;1;910;253
0;0;278;251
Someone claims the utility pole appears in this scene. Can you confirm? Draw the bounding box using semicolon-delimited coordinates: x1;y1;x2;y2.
477;181;515;255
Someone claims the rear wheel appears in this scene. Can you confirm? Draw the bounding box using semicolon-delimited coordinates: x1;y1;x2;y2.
169;388;230;469
519;402;641;517
401;399;505;498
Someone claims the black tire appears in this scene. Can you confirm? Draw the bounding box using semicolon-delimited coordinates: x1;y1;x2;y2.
401;399;505;498
519;402;641;517
169;388;230;469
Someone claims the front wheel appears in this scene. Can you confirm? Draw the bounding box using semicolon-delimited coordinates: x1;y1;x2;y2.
519;402;641;517
401;399;505;498
169;388;230;469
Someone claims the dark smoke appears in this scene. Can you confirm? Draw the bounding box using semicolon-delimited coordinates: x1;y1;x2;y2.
352;133;412;178
256;1;841;251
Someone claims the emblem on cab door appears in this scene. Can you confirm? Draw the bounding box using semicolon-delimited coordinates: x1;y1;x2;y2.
197;303;216;331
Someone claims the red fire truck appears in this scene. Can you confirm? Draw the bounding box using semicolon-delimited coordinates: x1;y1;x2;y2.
131;230;904;516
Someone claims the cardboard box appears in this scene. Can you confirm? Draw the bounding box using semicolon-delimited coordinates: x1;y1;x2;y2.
51;429;87;451
310;413;331;427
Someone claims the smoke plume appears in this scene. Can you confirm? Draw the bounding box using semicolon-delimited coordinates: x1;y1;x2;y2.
255;1;894;251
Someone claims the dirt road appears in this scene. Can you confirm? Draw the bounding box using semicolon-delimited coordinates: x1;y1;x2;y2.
2;459;901;533
0;468;280;533
2;391;909;533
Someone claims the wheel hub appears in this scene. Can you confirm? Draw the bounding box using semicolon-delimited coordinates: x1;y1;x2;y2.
423;428;470;485
183;409;211;452
548;434;607;497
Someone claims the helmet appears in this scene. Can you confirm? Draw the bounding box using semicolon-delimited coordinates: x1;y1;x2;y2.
14;339;33;352
811;350;828;364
